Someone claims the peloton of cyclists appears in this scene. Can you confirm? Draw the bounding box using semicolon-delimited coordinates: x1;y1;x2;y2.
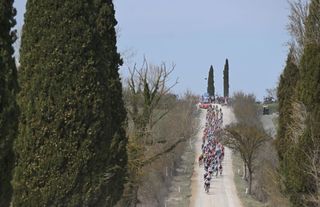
199;104;225;193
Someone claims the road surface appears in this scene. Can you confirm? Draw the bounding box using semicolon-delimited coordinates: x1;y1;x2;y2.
189;105;243;207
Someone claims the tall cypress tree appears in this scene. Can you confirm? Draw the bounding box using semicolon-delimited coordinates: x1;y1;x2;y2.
294;44;320;207
223;59;229;97
276;49;301;205
276;49;299;161
207;65;215;97
0;1;19;206
288;1;320;205
12;1;127;206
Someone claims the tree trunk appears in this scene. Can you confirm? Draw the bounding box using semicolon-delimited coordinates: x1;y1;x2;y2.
243;162;247;180
248;167;253;195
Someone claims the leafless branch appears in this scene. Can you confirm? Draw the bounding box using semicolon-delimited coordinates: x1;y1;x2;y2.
141;137;186;167
287;0;309;63
126;58;178;134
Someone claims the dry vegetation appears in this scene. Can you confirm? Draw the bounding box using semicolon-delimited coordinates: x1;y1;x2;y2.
225;92;290;207
116;59;199;207
136;96;198;206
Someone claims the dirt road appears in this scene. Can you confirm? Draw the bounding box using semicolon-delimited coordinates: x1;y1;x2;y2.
189;105;243;207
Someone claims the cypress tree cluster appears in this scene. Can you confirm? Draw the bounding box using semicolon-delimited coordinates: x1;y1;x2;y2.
12;1;127;206
207;65;215;97
0;0;19;206
223;59;229;97
277;1;320;206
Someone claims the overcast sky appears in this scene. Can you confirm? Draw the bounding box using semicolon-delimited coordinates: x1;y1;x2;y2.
14;0;291;100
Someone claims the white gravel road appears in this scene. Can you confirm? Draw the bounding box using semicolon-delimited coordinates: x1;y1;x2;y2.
189;105;243;207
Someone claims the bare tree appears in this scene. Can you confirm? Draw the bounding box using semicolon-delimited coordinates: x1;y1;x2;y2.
120;58;182;207
266;88;277;102
287;0;309;63
303;138;320;207
133;91;199;207
232;92;260;127
127;58;178;142
225;92;270;194
224;124;270;194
